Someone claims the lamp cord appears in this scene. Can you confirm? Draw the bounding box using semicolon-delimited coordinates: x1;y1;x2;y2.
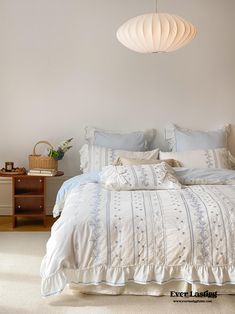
156;0;158;13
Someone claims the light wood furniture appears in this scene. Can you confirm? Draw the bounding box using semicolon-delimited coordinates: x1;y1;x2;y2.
0;171;63;228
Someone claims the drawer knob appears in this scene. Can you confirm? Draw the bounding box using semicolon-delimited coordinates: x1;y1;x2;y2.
17;179;21;183
18;205;21;208
39;180;42;183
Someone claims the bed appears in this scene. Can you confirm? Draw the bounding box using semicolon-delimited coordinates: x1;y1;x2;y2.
40;168;235;297
40;126;235;297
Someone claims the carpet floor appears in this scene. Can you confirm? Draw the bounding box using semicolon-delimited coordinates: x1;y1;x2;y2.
0;232;234;314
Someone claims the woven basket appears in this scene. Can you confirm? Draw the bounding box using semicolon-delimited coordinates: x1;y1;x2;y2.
29;141;58;170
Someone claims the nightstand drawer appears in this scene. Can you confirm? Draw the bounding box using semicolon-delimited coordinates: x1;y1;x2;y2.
15;177;44;195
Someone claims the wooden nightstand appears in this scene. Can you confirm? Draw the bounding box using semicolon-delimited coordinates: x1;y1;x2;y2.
0;171;63;228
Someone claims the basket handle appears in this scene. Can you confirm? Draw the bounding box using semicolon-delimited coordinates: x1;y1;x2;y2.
32;141;54;156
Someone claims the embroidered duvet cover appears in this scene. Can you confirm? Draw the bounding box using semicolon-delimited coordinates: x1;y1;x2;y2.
41;179;235;297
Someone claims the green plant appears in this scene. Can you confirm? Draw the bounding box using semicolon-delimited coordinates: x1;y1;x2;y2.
48;138;73;161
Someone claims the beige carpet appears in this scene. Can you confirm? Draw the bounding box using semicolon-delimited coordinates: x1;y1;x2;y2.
0;232;234;314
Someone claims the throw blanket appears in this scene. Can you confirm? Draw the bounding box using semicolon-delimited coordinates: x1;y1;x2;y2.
41;182;235;296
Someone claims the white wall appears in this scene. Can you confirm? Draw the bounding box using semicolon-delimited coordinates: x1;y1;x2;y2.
1;0;235;177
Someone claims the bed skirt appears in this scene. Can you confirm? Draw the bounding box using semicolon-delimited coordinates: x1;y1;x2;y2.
69;282;235;296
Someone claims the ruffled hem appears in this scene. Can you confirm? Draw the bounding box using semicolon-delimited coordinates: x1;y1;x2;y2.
41;264;235;297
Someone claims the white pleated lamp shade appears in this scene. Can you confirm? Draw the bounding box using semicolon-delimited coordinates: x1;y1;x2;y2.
117;13;197;53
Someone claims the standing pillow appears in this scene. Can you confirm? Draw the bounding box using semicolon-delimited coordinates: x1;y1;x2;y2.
100;163;182;191
114;157;180;167
85;126;156;151
159;148;231;169
80;144;159;173
165;124;230;152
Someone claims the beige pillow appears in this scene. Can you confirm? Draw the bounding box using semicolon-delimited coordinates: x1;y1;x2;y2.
80;144;159;173
114;157;179;167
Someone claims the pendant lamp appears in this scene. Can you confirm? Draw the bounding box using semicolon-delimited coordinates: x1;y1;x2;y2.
116;1;197;53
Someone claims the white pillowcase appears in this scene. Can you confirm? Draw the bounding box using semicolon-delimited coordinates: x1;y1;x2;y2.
100;163;182;191
80;144;159;173
160;148;232;169
85;126;156;151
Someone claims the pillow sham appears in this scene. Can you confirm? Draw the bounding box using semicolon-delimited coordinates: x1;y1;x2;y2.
159;148;231;169
85;126;156;151
174;167;235;185
165;124;230;152
100;163;182;191
114;157;180;167
80;144;159;173
229;152;235;170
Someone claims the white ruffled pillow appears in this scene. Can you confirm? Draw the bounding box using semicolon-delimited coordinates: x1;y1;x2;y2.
160;148;232;169
80;144;159;173
100;163;182;191
229;152;235;170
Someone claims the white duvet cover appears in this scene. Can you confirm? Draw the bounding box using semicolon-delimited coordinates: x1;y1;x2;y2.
41;178;235;297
